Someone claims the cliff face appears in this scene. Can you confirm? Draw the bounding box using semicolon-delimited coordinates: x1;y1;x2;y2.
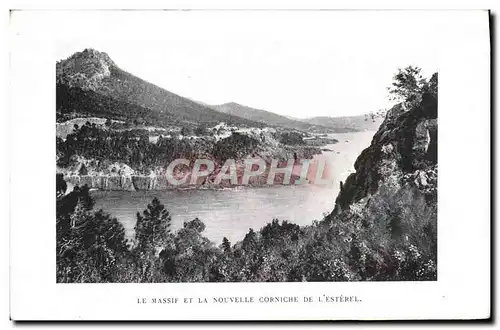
333;89;438;215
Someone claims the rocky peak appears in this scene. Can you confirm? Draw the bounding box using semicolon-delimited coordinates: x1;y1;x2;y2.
56;48;116;91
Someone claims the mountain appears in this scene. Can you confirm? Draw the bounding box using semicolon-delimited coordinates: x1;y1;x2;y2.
212;102;386;133
300;114;385;132
56;49;264;128
212;102;327;132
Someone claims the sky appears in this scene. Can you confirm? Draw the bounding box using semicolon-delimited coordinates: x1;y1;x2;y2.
51;11;441;118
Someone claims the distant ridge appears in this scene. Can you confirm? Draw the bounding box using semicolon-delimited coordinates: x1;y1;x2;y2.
212;102;384;132
299;114;385;132
212;102;328;132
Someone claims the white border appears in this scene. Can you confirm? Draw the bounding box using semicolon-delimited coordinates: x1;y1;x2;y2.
7;9;490;321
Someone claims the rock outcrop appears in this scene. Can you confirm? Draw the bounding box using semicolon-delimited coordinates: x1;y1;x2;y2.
56;48;116;91
333;88;438;214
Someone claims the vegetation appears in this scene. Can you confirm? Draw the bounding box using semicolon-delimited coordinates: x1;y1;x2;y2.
56;49;264;129
56;66;438;283
135;197;172;252
57;84;177;126
57;123;276;173
212;102;326;132
388;66;438;109
57;185;128;282
57;122;210;171
56;181;436;283
302;137;339;147
212;132;261;160
279;132;305;145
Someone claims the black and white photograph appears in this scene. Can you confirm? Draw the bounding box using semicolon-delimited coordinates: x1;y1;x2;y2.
55;39;438;284
8;7;491;321
56;46;438;282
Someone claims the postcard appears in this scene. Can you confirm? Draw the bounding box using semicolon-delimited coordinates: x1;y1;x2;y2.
8;9;491;321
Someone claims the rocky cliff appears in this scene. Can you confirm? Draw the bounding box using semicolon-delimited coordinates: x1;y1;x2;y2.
333;87;438;215
56;49;116;91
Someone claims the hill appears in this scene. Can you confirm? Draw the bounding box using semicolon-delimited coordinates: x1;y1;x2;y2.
212;102;386;133
299;114;385;132
212;102;328;132
56;48;264;128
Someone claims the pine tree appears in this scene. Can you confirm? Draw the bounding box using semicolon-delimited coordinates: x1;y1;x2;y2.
388;66;426;105
56;173;67;198
79;163;88;175
135;197;172;252
242;228;258;252
222;237;231;253
70;198;87;228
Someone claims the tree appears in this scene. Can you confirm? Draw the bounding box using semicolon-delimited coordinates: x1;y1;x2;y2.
221;237;231;253
57;185;95;226
424;72;438;98
56;180;128;283
135;197;172;253
56;173;67;198
170;218;217;282
242;228;258;252
194;126;206;136
79;163;88;175
184;217;205;233
388;66;426;105
181;127;193;136
70;198;87;228
57;207;128;282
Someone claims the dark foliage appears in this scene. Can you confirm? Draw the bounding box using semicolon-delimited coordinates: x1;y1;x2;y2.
212;132;260;160
56;83;179;126
57;122;210;171
57;122;268;172
56;173;67;197
279;132;305;145
135;197;172;253
56;50;264;128
57;185;436;283
56;184;128;283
